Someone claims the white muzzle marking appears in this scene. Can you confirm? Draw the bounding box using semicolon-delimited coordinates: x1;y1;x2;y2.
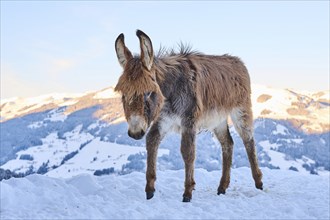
128;115;147;134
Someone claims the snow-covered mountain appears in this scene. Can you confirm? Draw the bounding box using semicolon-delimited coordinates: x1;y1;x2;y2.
0;87;123;123
2;85;329;132
0;85;329;179
251;84;329;133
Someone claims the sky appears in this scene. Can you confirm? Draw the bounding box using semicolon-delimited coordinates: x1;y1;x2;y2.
1;1;329;99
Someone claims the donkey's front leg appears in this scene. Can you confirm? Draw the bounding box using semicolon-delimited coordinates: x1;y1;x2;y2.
145;122;162;200
181;128;196;202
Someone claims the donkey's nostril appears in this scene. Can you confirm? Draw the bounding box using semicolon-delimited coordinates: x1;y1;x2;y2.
127;130;145;140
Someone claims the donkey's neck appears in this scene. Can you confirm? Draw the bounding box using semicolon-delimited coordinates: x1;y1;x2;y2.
154;67;171;100
154;57;184;99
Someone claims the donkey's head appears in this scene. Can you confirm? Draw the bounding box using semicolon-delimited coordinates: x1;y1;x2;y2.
114;30;164;140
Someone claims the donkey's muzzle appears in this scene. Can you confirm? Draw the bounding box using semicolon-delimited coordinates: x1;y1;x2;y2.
127;115;147;140
128;129;145;140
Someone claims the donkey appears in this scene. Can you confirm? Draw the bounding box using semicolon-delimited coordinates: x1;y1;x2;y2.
114;30;263;202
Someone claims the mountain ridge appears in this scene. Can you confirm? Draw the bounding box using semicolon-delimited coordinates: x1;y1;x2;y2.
0;84;329;179
1;84;329;133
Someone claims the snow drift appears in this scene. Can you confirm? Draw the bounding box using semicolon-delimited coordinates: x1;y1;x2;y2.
1;167;329;219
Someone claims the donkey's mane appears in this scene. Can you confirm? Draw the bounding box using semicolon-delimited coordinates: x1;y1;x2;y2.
156;43;202;58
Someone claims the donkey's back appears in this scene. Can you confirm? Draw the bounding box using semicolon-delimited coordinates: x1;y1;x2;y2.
194;54;251;109
157;52;252;131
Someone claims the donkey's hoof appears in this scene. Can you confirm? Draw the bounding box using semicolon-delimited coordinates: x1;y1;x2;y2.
182;196;191;202
146;192;154;200
257;185;263;190
217;189;226;195
256;182;263;190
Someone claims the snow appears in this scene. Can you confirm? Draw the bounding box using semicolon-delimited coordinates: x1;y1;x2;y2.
1;125;169;178
45;108;67;122
291;138;303;144
251;84;293;118
27;121;44;129
2;84;328;132
46;138;169;178
1;129;93;174
87;122;99;130
272;124;288;135
109;116;126;124
1;167;329;219
58;99;79;107
259;141;316;174
27;108;67;129
321;138;326;145
251;84;330;133
0;92;82;121
1;84;329;218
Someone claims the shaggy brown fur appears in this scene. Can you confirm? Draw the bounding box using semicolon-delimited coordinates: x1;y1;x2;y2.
114;30;263;202
156;53;251;112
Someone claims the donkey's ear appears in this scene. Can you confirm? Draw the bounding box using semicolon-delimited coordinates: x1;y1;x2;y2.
115;33;133;68
136;30;154;70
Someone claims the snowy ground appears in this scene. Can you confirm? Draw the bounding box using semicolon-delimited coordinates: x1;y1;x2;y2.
1;167;329;219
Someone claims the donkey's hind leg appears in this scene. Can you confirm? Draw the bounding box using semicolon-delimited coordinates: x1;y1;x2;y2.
214;120;234;195
230;108;263;190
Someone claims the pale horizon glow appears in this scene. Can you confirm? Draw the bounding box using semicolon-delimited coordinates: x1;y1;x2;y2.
1;1;329;99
